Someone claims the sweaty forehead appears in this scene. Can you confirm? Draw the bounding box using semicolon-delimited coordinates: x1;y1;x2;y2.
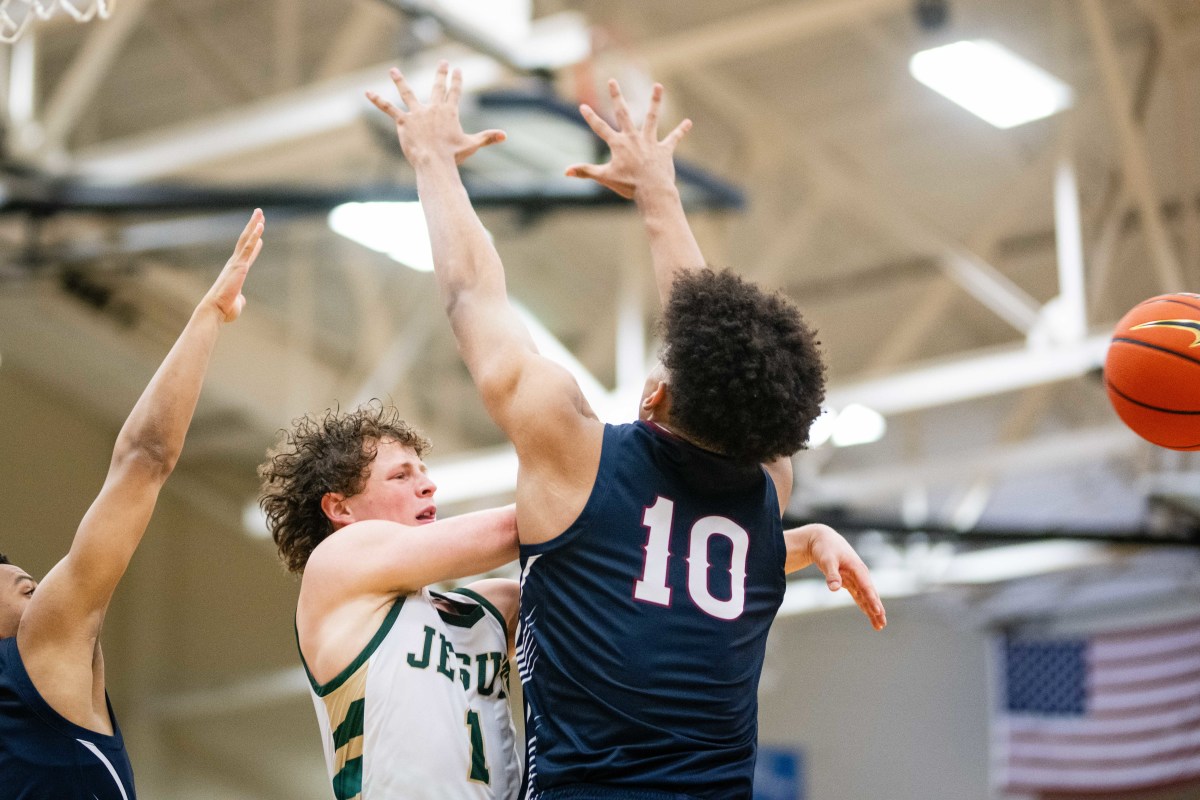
373;439;425;466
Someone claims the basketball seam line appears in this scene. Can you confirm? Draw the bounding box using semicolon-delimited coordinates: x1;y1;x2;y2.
1110;337;1200;370
1105;379;1200;417
1133;296;1200;314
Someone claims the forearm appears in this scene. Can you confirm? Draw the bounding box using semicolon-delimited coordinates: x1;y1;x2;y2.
413;155;507;314
412;154;536;399
439;504;519;563
110;303;225;478
635;181;706;304
67;303;226;582
368;505;519;592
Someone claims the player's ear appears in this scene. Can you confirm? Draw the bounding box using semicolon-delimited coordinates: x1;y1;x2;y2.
320;492;354;528
641;381;668;415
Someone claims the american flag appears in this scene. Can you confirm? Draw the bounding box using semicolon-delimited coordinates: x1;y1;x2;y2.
994;617;1200;795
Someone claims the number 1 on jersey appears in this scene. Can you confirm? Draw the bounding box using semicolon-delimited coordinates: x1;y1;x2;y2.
633;496;675;606
464;708;490;784
633;495;750;620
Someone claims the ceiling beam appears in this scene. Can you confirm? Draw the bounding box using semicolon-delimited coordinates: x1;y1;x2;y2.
72;51;503;182
824;332;1110;417
71;9;592;182
1080;0;1185;292
1138;0;1200;282
684;67;1042;336
39;0;155;154
315;1;398;79
1050;154;1087;343
641;0;910;77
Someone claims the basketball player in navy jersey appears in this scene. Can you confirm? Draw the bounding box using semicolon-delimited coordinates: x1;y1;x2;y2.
368;64;885;800
0;210;265;799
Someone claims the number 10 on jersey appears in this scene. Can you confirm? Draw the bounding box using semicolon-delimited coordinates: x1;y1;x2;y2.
633;496;749;620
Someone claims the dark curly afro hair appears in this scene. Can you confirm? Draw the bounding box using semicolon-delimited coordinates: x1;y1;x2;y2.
660;268;825;464
258;403;430;574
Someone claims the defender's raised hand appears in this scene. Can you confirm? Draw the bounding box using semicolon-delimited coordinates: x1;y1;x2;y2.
202;209;264;324
566;79;693;200
366;62;506;166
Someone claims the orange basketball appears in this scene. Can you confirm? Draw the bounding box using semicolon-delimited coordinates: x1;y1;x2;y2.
1105;293;1200;450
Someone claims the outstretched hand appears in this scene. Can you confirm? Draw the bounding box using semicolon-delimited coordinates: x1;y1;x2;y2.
805;524;888;631
566;79;692;200
366;62;506;166
202;208;263;323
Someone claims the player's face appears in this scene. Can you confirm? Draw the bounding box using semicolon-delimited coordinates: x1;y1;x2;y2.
0;563;36;639
344;440;438;527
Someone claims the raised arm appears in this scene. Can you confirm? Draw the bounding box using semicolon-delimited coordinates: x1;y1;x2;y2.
366;65;599;478
19;211;264;724
568;81;797;503
566;80;700;303
785;523;887;631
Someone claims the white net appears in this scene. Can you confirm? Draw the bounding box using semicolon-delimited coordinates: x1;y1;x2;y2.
0;0;114;43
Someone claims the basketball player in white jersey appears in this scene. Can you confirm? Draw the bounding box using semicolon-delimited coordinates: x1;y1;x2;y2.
258;406;522;800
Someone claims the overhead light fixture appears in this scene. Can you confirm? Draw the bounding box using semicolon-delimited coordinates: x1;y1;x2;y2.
806;407;837;448
908;39;1073;129
329;202;438;272
830;404;887;448
437;0;531;44
805;405;887;448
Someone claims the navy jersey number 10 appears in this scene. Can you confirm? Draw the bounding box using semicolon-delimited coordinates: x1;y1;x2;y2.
633;495;749;620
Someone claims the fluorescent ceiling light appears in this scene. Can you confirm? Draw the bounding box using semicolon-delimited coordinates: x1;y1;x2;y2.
830;402;888;448
432;1;589;70
436;0;531;43
830;404;887;448
329;202;439;272
909;39;1073;129
806;405;887;448
806;407;837;448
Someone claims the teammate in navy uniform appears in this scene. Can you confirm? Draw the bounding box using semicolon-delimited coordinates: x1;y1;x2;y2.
0;211;265;799
368;66;886;800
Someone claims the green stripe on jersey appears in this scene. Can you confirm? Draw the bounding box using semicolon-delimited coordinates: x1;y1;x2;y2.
449;587;509;641
332;698;365;749
332;755;363;800
298;595;407;697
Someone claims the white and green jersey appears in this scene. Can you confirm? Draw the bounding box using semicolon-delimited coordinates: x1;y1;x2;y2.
299;587;519;800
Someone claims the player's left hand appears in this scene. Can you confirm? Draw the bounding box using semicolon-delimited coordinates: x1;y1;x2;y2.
366;61;506;166
566;79;692;200
807;525;887;631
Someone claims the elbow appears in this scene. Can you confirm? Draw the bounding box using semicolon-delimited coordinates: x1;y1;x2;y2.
443;283;467;319
440;268;477;319
112;436;178;483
